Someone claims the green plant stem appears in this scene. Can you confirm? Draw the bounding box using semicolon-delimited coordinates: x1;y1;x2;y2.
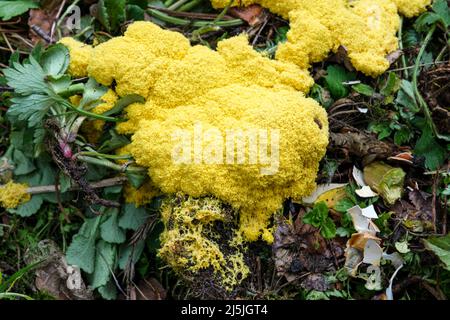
168;0;190;10
147;9;243;27
398;17;409;79
76;155;146;174
78;151;133;160
55;83;85;97
412;24;436;134
0;292;33;300
59;100;124;122
178;0;203;12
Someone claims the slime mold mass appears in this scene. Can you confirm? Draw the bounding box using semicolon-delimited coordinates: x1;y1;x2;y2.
212;0;432;76
61;21;329;243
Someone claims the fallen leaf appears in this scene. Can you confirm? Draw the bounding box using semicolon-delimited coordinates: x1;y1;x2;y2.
228;4;264;26
24;239;93;300
302;183;347;204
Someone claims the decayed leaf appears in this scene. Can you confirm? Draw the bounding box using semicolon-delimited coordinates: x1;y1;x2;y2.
24;239;93;300
363;162;405;205
273;214;344;282
302;183;347;204
392;189;434;233
423;233;450;271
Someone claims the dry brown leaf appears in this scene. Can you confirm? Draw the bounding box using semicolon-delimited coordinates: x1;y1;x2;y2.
229;4;265;26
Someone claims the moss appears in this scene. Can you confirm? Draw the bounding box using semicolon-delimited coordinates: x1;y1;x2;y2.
158;194;249;292
0;181;30;209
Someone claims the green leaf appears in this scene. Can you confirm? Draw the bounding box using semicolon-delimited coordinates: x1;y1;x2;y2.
321;217;337;239
100;208;126;244
4;57;48;95
12;148;35;175
118;240;145;270
106;0;126;31
10;195;43;217
78;78;108;110
396;80;419;115
0;0;39;21
415;125;446;170
324;65;355;99
380;72;400;97
432;0;450;28
394;126;412;145
7;94;55;127
126;171;147;189
66;217;101;273
98;129;130;153
98;279;117;300
334;198;355;213
126;4;145;21
97;0;111;32
90;240;116;289
423;233;450;271
102;94;145;117
40;44;69;77
119;204;149;231
352;83;374;97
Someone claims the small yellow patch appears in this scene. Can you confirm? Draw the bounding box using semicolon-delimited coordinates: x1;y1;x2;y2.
0;181;31;209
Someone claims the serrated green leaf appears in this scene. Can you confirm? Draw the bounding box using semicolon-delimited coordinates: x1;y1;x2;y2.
119;204;149;231
0;0;39;21
41;44;69;77
423;233;450;271
100;208;126;244
334;198;355;213
7;94;55;127
10;195;43;217
90;240;116;289
324;65;355;99
4;57;47;95
321;217;337;239
66;217;101;273
432;0;450;27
